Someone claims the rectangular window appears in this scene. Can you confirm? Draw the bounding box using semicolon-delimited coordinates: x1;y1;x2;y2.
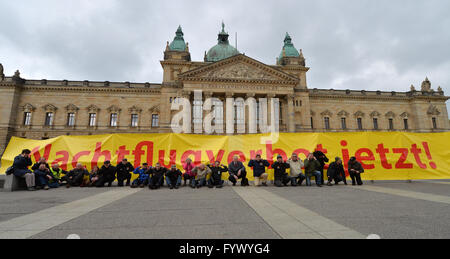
23;112;32;126
357;118;363;130
213;100;224;126
341;118;347;130
324;117;330;130
131;114;139;127
45;112;54;126
67;113;75;127
373;118;379;130
389;119;394;130
152;114;159;127
110;113;118;127
432;117;437;129
89;113;97;127
311;117;314;129
193;99;203;124
404;119;409;130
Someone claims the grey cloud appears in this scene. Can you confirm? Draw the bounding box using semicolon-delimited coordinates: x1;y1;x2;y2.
0;0;448;114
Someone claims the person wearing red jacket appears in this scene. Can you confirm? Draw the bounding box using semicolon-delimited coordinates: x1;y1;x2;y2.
183;158;195;186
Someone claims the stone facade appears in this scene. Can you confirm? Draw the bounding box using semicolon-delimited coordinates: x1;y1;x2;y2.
0;27;449;156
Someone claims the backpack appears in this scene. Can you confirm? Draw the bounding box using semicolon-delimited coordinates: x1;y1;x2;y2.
6;166;14;176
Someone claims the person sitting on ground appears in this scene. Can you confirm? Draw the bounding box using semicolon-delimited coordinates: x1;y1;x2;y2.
183;158;195;186
287;153;306;186
228;156;249;187
304;153;323;187
348;157;365;186
313;149;329;186
48;164;67;188
12;149;35;191
31;157;50;172
66;163;89;188
33;164;53;190
131;163;150;188
166;164;183;189
327;157;347;186
272;155;291;187
148;163;167;190
96;161;117;187
88;166;100;187
248;155;270;187
191;164;212;189
207;162;228;188
116;158;134;187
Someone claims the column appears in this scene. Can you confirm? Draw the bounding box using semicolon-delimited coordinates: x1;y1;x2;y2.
286;95;295;132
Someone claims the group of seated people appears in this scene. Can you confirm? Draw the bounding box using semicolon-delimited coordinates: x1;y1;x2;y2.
8;149;365;191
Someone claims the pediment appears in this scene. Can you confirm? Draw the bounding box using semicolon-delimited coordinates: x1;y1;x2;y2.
179;54;299;84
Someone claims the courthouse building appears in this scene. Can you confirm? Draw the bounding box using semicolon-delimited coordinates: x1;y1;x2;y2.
0;23;449;155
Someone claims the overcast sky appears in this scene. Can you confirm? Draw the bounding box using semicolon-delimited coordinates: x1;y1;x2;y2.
0;0;449;114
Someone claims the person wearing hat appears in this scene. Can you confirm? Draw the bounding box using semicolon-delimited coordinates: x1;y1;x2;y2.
287;153;306;186
272;155;291;187
131;163;150;188
327;157;347;186
96;161;117;187
116;158;134;187
348;157;365;186
304;153;323;187
248;154;270;187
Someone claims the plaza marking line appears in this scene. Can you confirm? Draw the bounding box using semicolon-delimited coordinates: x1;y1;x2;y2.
0;188;142;239
352;185;450;204
416;181;450;185
232;187;365;239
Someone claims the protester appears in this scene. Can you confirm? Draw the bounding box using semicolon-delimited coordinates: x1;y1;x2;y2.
272;155;291;187
33;164;53;190
31;157;51;171
348;157;365;186
327;157;347;186
48;164;66;188
96;161;116;187
148;163;167;190
12;149;35;191
191;164;211;189
313;149;329;185
88;166;100;187
304;153;323;187
228;156;249;186
183;158;195;187
131;163;150;188
116;158;134;187
66;163;89;188
287;153;306;186
207;162;228;188
166;165;183;189
248;155;270;187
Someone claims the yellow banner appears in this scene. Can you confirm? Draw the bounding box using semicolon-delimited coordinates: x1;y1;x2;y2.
1;132;449;180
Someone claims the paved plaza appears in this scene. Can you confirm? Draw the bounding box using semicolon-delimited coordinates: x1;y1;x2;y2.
0;180;449;239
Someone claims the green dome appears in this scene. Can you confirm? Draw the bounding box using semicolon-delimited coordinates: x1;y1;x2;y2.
169;26;187;51
206;23;239;62
279;33;300;60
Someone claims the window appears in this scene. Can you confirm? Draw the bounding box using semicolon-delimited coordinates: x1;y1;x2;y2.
373;118;379;130
213;99;223;125
67;113;75;127
235;100;245;125
23;112;32;126
131;114;139;127
403;119;409;130
389;119;394;130
89;113;97;127
110;113;118;127
432;117;437;129
324;117;330;130
152;114;159;127
311;117;314;129
45;112;54;126
357;118;363;130
341;118;347;130
193;99;203;124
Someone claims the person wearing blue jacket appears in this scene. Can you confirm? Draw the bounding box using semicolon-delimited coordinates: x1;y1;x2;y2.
131;163;150;188
248;155;270;187
12;149;35;191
